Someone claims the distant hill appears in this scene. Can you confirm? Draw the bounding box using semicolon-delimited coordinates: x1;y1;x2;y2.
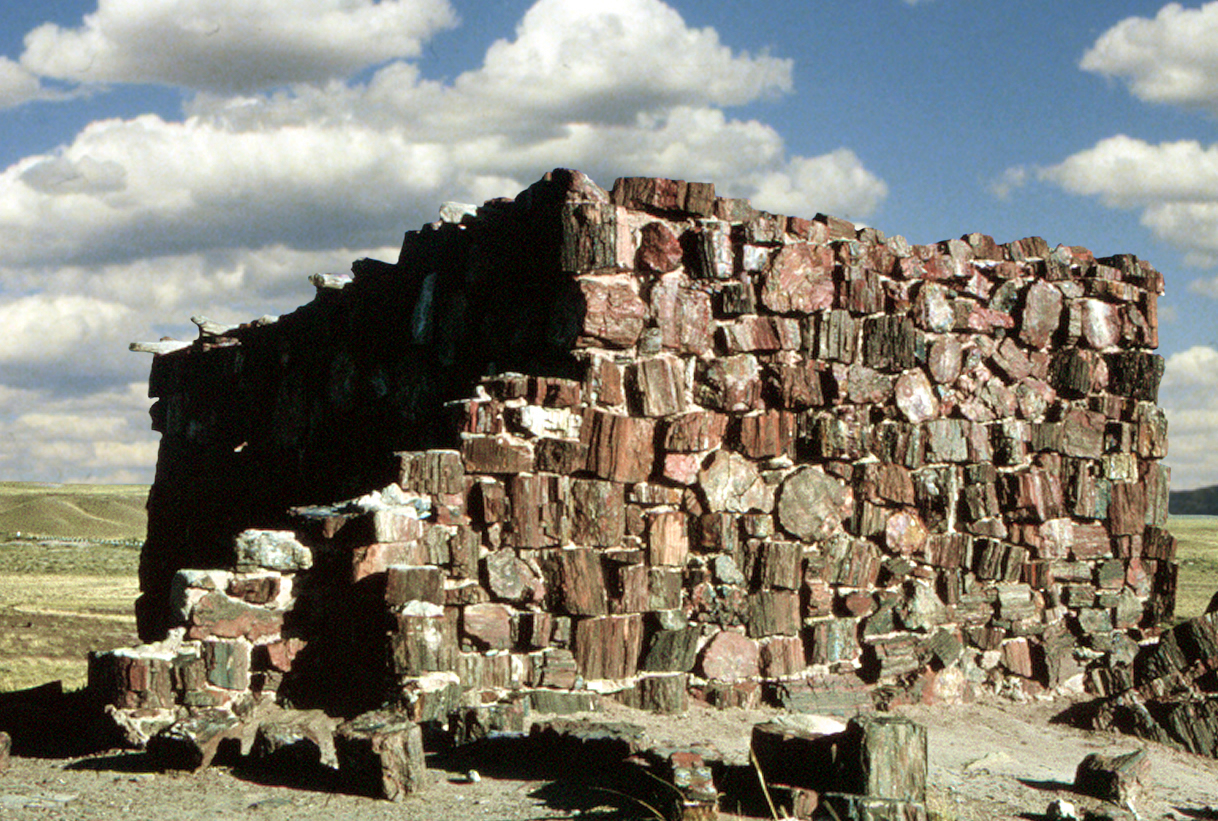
1170;485;1218;516
0;483;148;541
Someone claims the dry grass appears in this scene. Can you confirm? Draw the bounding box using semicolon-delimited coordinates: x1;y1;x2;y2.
1168;515;1218;621
0;481;147;542
0;573;139;691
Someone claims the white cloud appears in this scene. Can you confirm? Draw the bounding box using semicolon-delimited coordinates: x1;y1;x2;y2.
463;0;793;119
0;294;134;368
989;166;1028;201
0;382;157;484
1081;2;1218;115
1161;345;1218;489
19;0;459;94
1039;136;1218;208
748;150;888;221
0;56;45;109
1039;136;1218;266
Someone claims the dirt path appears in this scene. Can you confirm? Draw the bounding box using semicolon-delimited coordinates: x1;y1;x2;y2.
1;696;1216;820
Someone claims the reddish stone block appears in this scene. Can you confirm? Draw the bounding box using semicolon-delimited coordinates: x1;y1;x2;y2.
612;176;714;216
385;565;445;607
507;473;560;549
748;590;801;637
577;275;648;349
738;410;796;459
395;449;465;494
636;221;684;273
463;603;515;651
564;478;625;548
573;614;644;680
768;360;827;410
697;354;764;412
662;452;702;486
1071;524;1112;559
557;548;609;616
841;591;875;617
262;637;308;673
1060;408;1105;458
528;376;583;408
700;630;760;682
923;534;972;569
927;336;963;384
610;562;650;614
805;579;835;617
718;316;801;353
534;438;588;475
581;409;656;484
856;463;916;506
647;511;689;567
760;541;802;590
650;274;714;356
187;591;283;642
227;575;280;605
761;243;836;314
461;435;534;474
1001;638;1034;678
630;355;687;417
1109;481;1147;536
586;355;626;407
760;635;806;678
663;410;728;452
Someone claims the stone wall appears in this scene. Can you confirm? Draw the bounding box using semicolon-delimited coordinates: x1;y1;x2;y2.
104;168;1176;728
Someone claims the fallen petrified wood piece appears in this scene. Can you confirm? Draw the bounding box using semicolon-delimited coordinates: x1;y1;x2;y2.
1074;749;1151;809
334;709;427;800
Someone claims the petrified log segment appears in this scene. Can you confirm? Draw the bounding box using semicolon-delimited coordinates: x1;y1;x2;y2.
117;168;1175;729
334;710;427;800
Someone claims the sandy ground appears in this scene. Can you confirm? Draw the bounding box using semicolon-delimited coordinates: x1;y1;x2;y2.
1;695;1216;820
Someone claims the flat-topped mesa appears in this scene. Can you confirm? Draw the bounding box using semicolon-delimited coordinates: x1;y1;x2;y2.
117;168;1172;725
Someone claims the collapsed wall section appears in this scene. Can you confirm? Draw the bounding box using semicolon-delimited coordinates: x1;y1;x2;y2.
112;169;1175;726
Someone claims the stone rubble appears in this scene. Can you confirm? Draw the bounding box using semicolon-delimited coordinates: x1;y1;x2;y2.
105;168;1179;797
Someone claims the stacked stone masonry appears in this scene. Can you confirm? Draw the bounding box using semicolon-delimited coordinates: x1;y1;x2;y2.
106;168;1176;732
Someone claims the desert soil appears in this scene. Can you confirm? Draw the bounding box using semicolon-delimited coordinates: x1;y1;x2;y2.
1;694;1216;821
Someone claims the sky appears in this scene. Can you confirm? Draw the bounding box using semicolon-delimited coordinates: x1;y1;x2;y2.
1;1;1218;489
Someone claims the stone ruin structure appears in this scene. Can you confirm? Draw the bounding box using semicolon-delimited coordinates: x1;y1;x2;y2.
102;168;1180;767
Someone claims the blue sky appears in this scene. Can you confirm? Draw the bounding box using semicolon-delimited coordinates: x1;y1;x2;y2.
1;0;1217;487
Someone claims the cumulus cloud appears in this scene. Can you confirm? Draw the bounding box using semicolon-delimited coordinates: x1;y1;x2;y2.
0;382;157;484
747;150;888;221
1160;346;1218;489
464;0;792;119
0;0;890;482
19;0;459;94
0;56;46;109
1039;136;1218;266
1081;3;1218;115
